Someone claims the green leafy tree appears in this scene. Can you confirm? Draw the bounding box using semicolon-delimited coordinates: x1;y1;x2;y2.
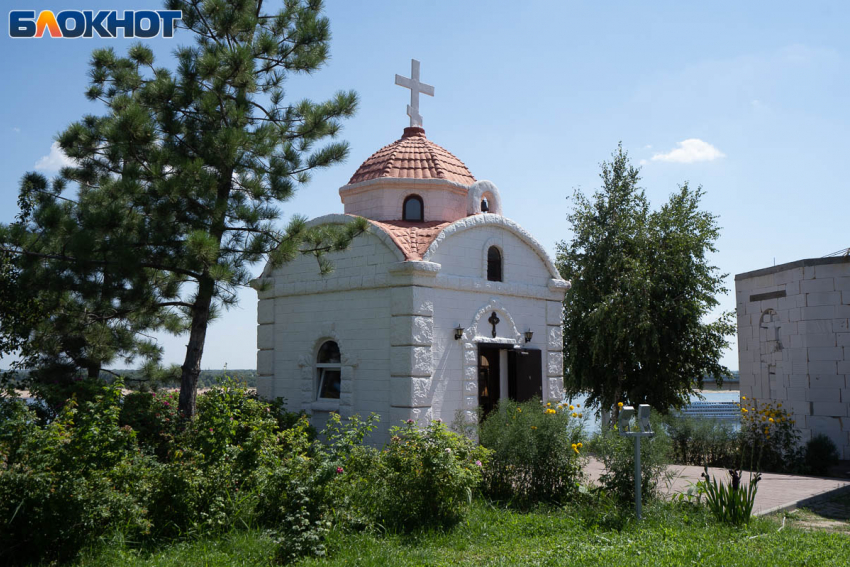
0;172;182;407
555;145;734;419
4;0;365;416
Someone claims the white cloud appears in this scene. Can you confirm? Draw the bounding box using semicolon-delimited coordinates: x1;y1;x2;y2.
12;127;20;133
651;139;725;164
34;142;75;171
639;159;648;166
643;144;652;149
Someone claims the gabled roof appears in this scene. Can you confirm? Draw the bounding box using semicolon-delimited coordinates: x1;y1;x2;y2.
367;219;454;261
348;127;476;186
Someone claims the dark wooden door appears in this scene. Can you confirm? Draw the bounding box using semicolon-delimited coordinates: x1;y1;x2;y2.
478;346;501;417
508;349;542;402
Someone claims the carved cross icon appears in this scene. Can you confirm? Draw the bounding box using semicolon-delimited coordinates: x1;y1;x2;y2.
488;312;500;338
395;59;435;128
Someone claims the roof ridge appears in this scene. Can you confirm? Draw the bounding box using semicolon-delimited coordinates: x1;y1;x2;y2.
420;136;447;180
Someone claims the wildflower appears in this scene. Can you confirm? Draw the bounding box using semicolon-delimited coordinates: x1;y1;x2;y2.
475;460;482;467
531;425;537;430
517;407;522;413
577;442;583;448
769;418;774;423
578;413;583;418
571;412;578;418
741;408;748;413
407;419;414;424
336;467;344;474
209;428;214;433
569;405;575;411
617;402;624;408
163;401;170;407
547;402;551;407
742;396;747;400
445;448;452;454
571;443;579;454
576;404;580;408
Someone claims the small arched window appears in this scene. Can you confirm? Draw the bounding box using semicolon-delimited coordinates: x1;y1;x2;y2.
487;246;502;282
316;341;341;400
403;195;424;222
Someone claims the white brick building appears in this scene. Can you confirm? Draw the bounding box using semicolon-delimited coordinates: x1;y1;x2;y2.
252;126;569;443
736;256;850;457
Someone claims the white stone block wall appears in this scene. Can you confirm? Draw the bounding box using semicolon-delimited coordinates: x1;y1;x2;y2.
736;258;850;458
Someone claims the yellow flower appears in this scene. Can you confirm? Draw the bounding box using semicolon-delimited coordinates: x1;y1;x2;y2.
769;418;774;423
742;396;746;400
777;403;782;407
572;412;578;418
545;408;556;415
576;404;580;408
517;408;522;413
571;443;579;454
618;402;624;408
741;408;748;413
531;425;537;430
547;402;551;407
577;442;583;448
569;405;575;411
578;413;583;418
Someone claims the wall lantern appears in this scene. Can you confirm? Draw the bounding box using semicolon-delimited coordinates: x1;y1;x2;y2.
454;325;464;340
524;330;533;343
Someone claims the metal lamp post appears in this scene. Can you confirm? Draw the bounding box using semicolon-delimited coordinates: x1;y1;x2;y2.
617;404;654;520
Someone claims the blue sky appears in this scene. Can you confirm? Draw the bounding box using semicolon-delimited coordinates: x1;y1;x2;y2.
2;1;848;371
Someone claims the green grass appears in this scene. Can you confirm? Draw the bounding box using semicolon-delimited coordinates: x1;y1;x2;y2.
74;500;850;567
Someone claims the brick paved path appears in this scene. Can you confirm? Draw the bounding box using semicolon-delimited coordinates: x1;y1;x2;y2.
585;459;850;515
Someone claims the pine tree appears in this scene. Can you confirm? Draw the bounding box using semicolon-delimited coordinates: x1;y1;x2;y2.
52;0;364;416
1;172;182;389
555;145;735;419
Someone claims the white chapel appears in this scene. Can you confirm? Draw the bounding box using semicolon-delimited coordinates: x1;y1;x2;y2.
253;61;570;442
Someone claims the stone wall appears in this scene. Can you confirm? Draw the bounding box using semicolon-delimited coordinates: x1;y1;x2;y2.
736;257;850;458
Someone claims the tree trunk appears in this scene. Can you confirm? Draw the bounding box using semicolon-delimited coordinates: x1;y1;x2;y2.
178;276;215;417
177;173;231;418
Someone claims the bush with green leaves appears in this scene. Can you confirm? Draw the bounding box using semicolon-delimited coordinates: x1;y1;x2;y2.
361;419;489;531
0;383;153;565
664;414;738;468
804;434;840;477
120;389;181;459
478;398;585;508
590;409;671;505
738;397;803;473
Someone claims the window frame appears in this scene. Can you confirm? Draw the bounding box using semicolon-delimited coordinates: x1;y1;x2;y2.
315;341;342;401
487;245;503;282
402;194;424;222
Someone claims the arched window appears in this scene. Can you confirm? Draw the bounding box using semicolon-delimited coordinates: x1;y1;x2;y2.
487;246;502;282
316;341;341;400
403;195;424;221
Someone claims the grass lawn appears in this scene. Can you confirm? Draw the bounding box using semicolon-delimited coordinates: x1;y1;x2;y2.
75;499;850;567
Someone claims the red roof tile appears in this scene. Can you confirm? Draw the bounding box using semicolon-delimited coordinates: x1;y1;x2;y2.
348;127;476;186
369;219;454;261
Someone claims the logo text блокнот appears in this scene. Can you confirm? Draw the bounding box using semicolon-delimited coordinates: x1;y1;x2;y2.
10;10;182;38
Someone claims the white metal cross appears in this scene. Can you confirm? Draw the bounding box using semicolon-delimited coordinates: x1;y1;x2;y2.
395;59;435;128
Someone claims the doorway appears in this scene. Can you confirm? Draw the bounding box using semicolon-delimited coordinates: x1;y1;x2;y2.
478;345;542;417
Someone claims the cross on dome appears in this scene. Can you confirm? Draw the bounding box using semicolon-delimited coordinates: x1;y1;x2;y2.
395;59;435;128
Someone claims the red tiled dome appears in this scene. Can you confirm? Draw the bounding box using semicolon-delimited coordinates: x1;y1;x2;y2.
348;127;476;186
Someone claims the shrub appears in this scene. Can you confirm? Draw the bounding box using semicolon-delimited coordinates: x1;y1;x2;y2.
366;419;489;531
664;415;738;468
804;434;840;477
120;389;181;459
0;382;153;565
738;397;802;473
478;398;584;508
146;377;290;537
590;409;671;505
